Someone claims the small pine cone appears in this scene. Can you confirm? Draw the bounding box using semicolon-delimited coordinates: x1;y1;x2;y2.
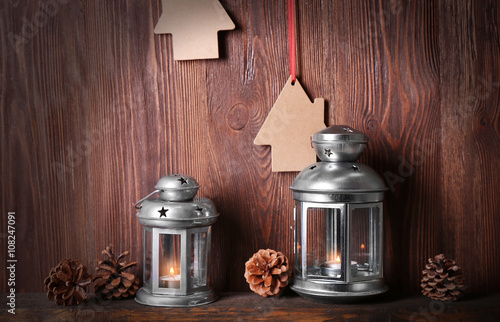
244;249;290;297
43;259;92;306
93;245;140;300
421;254;465;301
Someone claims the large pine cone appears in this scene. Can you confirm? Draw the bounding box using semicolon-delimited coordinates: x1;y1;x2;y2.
44;259;92;306
421;254;465;301
244;249;290;297
93;245;140;300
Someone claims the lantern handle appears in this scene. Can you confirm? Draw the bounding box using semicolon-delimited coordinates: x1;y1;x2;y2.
134;189;160;209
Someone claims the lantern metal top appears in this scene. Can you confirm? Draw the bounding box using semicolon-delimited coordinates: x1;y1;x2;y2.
135;175;218;229
292;126;386;203
311;125;368;162
312;125;367;142
155;175;200;201
291;162;386;193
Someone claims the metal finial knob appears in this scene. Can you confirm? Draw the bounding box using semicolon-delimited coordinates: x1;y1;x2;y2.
311;125;368;162
155;175;199;201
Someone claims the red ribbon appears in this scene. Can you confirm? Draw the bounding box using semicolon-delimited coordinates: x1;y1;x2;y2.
287;0;296;83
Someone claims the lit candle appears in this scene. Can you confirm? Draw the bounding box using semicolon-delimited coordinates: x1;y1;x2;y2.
324;256;358;269
159;267;180;288
321;256;358;277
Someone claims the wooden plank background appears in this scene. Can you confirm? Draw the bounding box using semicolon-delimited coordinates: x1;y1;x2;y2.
1;0;499;295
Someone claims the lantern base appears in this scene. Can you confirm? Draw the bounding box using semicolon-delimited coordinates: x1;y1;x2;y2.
135;288;218;307
291;278;388;303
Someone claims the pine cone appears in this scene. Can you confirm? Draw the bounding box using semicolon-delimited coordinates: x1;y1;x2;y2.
43;259;92;306
421;254;465;301
244;249;290;297
93;245;140;300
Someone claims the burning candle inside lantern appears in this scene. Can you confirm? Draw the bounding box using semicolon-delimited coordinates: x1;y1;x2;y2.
159;266;181;288
321;255;358;277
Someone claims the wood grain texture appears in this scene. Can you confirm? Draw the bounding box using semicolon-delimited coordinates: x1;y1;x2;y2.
1;0;499;295
2;292;500;321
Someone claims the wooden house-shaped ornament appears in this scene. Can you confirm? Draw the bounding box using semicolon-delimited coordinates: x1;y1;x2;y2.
154;0;235;60
254;77;326;172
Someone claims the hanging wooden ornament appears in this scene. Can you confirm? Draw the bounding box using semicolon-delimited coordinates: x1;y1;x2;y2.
154;0;235;60
254;77;325;172
254;0;325;172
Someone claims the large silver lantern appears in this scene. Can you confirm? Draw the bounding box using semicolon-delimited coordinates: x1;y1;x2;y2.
290;125;388;302
134;175;219;307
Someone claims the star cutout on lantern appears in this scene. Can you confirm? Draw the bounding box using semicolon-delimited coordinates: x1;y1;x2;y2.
178;177;188;185
309;165;317;170
158;207;169;218
324;149;333;157
343;127;353;133
195;206;203;212
352;165;360;171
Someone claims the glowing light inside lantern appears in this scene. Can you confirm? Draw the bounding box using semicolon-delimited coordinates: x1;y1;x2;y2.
361;243;366;249
322;254;358;277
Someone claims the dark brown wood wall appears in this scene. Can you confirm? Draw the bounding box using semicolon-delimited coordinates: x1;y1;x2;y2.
1;0;499;295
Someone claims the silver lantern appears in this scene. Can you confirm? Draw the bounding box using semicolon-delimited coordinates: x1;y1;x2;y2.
290;125;388;302
134;175;219;307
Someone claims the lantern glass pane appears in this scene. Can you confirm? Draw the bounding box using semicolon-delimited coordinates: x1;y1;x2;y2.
294;202;302;275
158;234;181;289
306;207;343;280
350;206;381;280
143;229;152;288
191;229;209;288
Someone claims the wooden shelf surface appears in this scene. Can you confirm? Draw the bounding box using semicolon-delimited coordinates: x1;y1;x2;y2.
2;292;500;321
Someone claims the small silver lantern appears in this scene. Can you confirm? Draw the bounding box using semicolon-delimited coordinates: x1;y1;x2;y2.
290;125;388;302
134;175;219;307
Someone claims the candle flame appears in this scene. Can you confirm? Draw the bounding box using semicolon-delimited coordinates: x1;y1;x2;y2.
361;243;366;249
170;267;175;275
336;256;341;263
